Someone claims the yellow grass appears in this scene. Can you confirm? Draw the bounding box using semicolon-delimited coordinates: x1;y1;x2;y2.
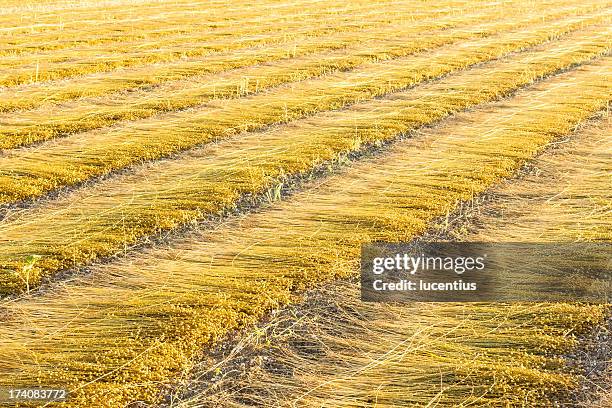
0;34;609;294
0;0;488;86
0;0;395;55
0;0;440;39
0;69;608;406
0;20;609;208
0;2;610;406
0;0;595;144
0;9;480;115
1;4;602;119
176;290;607;407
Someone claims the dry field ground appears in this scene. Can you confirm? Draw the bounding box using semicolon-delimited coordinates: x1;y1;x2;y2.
0;0;610;407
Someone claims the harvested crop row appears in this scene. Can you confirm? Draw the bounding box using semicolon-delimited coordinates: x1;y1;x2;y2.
0;0;174;10
0;0;555;112
179;297;608;405
0;0;424;58
0;0;405;38
0;0;387;54
0;71;608;406
186;115;608;408
0;0;473;86
0;0;390;41
0;34;608;294
590;383;612;407
467;146;611;244
0;0;171;12
198;298;607;407
0;0;279;26
0;20;608;210
176;121;612;407
0;2;506;115
1;2;593;148
0;0;595;115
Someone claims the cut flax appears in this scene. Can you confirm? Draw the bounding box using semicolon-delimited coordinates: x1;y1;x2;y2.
175;117;611;408
171;118;612;408
0;0;469;86
0;64;608;407
0;19;609;205
0;0;395;56
0;0;597;117
0;4;488;115
1;0;590;146
589;382;612;408
465;136;611;244
3;0;463;43
0;33;609;294
0;0;315;32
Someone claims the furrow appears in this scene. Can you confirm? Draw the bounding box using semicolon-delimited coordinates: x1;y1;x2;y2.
0;66;608;406
0;0;594;148
0;18;609;208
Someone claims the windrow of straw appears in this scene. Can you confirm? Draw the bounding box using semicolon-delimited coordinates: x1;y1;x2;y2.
1;0;600;116
1;0;596;145
2;0;472;41
175;291;608;406
185;115;609;408
0;20;609;206
0;0;409;55
0;32;609;294
0;0;494;86
0;64;608;407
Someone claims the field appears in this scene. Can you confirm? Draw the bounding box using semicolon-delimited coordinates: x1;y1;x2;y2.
0;0;610;407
